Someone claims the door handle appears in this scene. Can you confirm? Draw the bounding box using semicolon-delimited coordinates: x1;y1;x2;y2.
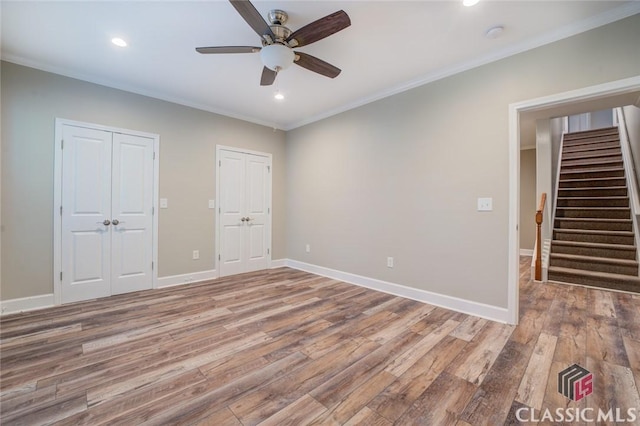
101;220;111;226
241;217;247;222
246;217;253;222
112;219;120;225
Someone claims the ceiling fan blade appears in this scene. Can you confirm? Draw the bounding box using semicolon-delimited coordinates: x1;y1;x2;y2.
260;67;277;86
286;10;350;47
294;52;341;79
229;0;274;39
196;46;260;54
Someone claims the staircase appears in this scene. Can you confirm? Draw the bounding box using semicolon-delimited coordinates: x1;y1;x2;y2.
548;126;640;293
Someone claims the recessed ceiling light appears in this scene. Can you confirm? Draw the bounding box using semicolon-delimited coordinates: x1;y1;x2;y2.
274;92;285;101
485;25;504;39
111;37;127;47
463;0;480;6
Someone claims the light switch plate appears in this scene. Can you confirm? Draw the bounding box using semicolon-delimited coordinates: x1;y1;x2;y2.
160;198;168;209
477;197;493;211
208;200;215;209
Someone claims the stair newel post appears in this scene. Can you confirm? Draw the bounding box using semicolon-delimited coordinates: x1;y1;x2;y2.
535;193;547;281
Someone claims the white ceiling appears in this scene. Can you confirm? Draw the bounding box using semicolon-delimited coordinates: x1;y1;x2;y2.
2;1;639;130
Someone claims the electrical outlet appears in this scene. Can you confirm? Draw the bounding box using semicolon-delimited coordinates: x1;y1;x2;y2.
305;244;311;253
208;199;215;209
387;257;394;268
192;250;199;260
160;198;168;209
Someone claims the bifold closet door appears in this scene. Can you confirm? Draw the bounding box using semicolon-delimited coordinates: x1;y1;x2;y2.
60;125;154;303
218;149;270;277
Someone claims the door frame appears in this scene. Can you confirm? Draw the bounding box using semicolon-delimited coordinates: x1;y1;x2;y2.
53;118;160;305
507;75;640;325
215;145;273;276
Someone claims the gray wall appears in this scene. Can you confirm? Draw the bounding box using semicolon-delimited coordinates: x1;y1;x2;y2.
1;62;286;300
520;149;537;251
286;14;640;308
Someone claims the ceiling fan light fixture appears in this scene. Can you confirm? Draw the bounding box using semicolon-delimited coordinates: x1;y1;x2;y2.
260;44;294;71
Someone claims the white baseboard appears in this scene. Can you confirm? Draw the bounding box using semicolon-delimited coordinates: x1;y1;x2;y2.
270;259;287;268
520;249;534;256
157;269;218;289
285;259;509;324
1;294;55;316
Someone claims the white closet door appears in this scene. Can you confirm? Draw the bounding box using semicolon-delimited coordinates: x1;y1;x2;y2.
219;149;247;277
110;133;155;295
244;153;269;272
61;125;113;303
60;124;155;303
218;148;271;277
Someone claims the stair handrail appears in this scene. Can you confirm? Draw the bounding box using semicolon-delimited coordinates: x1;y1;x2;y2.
535;192;547;281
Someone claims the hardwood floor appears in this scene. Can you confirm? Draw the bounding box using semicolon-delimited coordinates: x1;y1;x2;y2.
1;257;639;425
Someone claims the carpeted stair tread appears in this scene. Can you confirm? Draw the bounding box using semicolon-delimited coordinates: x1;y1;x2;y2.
551;240;636;259
549;266;640;281
550;252;638;266
552;240;635;250
554;217;631;223
553;228;634;238
562;149;621;161
559;177;626;187
548;266;640;293
563;127;617;138
558;186;627;194
556;197;629;207
563;141;621;153
555;207;630;219
563;137;620;147
560;166;624;176
561;157;623;168
556;207;630;212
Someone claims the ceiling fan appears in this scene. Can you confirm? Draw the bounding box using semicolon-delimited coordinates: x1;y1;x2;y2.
196;0;351;86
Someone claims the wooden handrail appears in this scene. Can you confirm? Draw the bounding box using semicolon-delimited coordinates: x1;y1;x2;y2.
535;192;547;281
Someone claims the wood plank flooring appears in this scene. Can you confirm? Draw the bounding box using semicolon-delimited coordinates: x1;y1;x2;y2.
1;257;639;425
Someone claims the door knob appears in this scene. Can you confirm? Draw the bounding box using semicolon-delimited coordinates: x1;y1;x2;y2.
241;217;247;222
112;219;120;225
102;219;111;226
246;217;253;221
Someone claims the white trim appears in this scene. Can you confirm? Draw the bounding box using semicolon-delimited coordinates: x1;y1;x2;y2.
508;75;640;326
215;145;273;277
1;294;55;316
157;270;218;289
520;249;534;256
615;108;640;277
616;108;640;215
53;118;160;304
270;259;287;268
285;259;510;324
